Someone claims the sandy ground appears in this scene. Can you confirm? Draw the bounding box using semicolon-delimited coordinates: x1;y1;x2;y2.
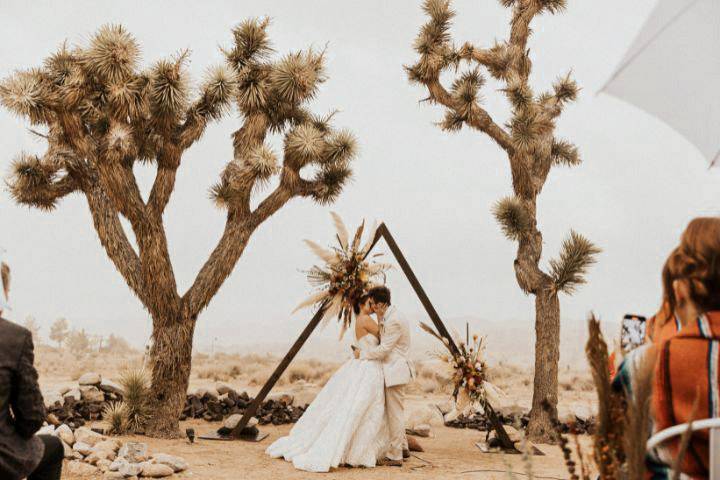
34;349;596;479
62;419;587;479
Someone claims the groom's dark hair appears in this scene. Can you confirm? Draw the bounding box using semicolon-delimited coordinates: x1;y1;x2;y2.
368;285;391;305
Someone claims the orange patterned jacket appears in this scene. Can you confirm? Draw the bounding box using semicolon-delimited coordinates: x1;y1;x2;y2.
652;311;720;477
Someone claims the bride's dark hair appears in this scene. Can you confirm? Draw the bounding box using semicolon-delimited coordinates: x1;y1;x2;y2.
353;294;371;315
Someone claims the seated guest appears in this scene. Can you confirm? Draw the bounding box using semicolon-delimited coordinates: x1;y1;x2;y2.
651;216;720;478
0;258;63;480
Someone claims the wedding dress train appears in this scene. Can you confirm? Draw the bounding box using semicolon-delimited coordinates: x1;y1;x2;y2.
265;333;389;472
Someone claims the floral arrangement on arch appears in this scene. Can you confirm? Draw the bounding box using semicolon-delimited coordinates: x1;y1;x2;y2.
421;322;488;410
294;213;391;337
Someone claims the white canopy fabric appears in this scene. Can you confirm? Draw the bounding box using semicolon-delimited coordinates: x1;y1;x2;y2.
601;0;720;166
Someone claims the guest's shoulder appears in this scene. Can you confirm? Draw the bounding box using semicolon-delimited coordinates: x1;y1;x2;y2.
0;317;32;346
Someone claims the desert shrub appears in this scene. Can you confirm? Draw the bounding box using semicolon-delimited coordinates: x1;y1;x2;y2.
103;401;130;435
119;368;150;431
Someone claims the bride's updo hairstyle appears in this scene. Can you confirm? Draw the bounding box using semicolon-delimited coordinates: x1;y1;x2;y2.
664;217;720;313
353;294;371;315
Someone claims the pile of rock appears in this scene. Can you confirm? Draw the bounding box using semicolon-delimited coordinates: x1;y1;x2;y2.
44;373;123;430
182;384;307;426
444;410;596;435
38;425;187;478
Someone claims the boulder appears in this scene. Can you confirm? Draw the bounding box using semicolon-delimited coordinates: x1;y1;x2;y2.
61;440;74;459
152;453;188;472
55;423;75;446
108;457;127;472
216;382;236;396
75;427;105;447
44;392;63;409
118;442;148;463
103;472;125;480
141;462;175;478
436;399;455;415
118;460;143;477
267;392;294;405
78;372;102;386
193;387;208;398
73;441;94;457
59;386;71;395
80;386;105;403
203;387;219;401
66;460;98;476
96;458;112;472
63;388;82;402
37;424;55;436
94;439;121;454
98;379;123;396
85;449;116;465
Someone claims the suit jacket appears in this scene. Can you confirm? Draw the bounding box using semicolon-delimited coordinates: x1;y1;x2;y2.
360;307;415;387
0;317;45;480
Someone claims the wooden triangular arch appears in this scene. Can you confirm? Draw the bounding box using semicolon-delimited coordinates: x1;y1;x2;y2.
206;223;514;449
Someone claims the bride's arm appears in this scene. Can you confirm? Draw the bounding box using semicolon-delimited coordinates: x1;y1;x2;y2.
360;320;400;361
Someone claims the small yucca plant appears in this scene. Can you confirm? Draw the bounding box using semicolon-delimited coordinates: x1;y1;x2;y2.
119;368;150;432
103;401;130;435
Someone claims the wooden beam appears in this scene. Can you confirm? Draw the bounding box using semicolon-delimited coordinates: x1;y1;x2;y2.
229;299;329;438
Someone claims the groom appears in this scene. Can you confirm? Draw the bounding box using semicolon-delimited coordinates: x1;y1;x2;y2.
356;285;414;466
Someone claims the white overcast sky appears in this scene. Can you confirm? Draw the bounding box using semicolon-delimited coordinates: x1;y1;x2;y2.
1;0;717;354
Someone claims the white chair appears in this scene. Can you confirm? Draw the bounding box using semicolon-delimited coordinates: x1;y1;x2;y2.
647;418;720;479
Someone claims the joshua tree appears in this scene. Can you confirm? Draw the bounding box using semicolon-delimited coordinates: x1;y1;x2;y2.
49;317;69;348
408;0;600;440
1;19;357;437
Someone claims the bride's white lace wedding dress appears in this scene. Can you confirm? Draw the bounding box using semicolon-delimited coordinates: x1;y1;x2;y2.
265;332;389;472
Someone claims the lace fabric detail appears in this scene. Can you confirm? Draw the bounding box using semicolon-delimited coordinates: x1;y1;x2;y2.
266;333;389;472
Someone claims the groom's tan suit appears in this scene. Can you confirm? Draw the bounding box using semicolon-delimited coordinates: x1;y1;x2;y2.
360;306;414;461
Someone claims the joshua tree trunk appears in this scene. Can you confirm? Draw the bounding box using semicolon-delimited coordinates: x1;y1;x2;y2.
146;315;196;437
528;287;560;440
408;0;600;442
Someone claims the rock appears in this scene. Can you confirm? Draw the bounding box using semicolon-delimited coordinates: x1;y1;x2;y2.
94;439;121;453
406;424;431;438
59;386;71;395
193;387;208;398
55;423;75;446
73;441;94;457
37;424;55;435
443;407;461;424
80;386;105;403
66;460;98;476
118;442;148;463
99;379;123;396
75;427;105;447
267;392;294;405
44;392;63;409
216;382;236;395
203;387;219;401
436;399;455;415
118;460;143;477
63;388;82;402
489;425;522;444
103;472;125;480
141;462;175;477
153;453;188;472
108;457;127;472
222;413;243;430
96;458;112;472
61;439;74;459
85;448;116;465
497;402;526;418
78;372;102;386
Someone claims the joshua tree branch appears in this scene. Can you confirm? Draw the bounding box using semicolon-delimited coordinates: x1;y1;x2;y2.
426;78;514;153
83;183;149;307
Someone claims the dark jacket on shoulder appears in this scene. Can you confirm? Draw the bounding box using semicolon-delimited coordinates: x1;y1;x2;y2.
0;317;45;480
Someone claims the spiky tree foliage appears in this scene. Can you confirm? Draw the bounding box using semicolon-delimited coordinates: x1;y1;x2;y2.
1;19;357;437
408;0;599;441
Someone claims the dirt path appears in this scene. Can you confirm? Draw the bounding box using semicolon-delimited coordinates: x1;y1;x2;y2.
61;419;579;479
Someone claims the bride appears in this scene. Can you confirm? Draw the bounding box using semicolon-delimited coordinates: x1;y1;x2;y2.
265;294;389;472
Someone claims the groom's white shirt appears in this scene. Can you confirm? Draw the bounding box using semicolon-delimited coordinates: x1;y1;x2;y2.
360;306;414;387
